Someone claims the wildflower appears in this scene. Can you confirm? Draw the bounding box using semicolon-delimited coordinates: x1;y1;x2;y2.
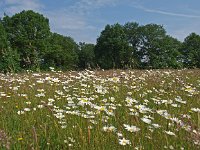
61;125;67;129
24;108;30;112
95;85;107;94
55;90;64;95
68;137;75;143
123;124;140;132
169;145;174;149
184;85;195;93
108;126;116;132
171;103;180;107
110;97;115;102
36;80;44;84
175;96;186;104
45;76;52;81
35;93;45;97
64;140;67;143
141;117;152;124
25;101;31;105
48;98;55;102
170;117;182;124
127;92;132;96
103;126;109;132
77;97;91;106
157;110;171;119
135;104;152;114
119;138;131;146
18;137;23;141
164;130;176;136
117;132;123;137
17;110;25;115
191;108;200;112
152;124;161;128
37;105;44;108
54;113;65;119
125;97;134;106
52;78;60;83
102;126;116;132
13;87;19;91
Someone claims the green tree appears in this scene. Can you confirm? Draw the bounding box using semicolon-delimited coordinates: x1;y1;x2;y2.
43;33;79;70
95;24;131;69
123;22;141;68
155;35;182;68
78;42;95;69
0;22;20;73
181;33;200;68
2;10;50;71
138;24;183;69
138;24;167;68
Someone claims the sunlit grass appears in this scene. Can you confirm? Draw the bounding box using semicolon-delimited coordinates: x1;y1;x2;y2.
0;69;200;149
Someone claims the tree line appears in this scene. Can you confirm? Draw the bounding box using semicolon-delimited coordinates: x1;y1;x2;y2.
0;10;200;73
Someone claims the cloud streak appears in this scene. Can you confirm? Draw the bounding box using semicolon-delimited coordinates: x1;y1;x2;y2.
136;5;200;19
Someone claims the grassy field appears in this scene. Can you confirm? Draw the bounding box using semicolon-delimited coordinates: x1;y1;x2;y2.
0;69;200;150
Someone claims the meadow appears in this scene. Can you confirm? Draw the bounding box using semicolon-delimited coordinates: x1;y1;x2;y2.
0;69;200;150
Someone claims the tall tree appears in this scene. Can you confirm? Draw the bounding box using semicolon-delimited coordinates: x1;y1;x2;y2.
95;24;131;69
0;22;20;73
138;24;167;68
43;33;79;70
2;10;50;71
181;33;200;68
155;35;182;68
78;42;95;69
123;22;141;68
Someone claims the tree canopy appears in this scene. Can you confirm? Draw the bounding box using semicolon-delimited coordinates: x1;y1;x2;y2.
43;33;79;70
95;24;131;69
2;10;50;71
181;33;200;68
0;10;200;72
0;22;19;73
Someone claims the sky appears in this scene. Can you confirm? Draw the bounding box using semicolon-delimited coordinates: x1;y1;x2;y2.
0;0;200;43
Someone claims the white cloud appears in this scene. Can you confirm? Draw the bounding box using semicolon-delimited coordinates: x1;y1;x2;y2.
1;0;124;43
44;0;120;43
69;0;120;15
47;9;97;31
169;24;200;41
0;0;105;43
45;9;97;43
3;0;43;15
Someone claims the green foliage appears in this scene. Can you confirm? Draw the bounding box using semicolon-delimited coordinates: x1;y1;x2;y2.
42;33;79;70
158;35;183;69
181;33;200;68
138;24;167;68
0;22;20;73
123;22;141;68
78;42;95;69
2;10;50;71
95;24;132;69
95;22;184;70
1;10;200;71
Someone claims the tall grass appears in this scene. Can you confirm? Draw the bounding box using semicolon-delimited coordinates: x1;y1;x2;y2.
0;69;200;149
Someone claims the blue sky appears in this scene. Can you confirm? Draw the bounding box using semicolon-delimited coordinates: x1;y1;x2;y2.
0;0;200;43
